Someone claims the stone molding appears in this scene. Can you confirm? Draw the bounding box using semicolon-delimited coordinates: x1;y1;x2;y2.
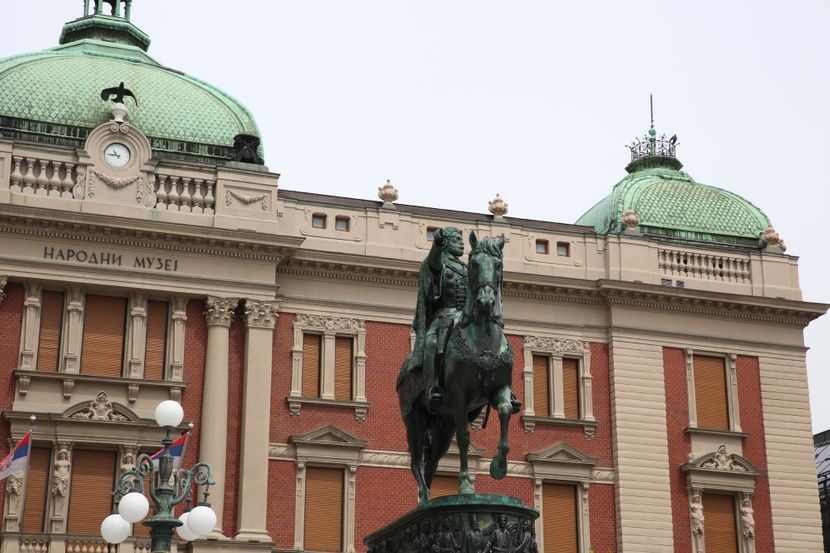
682;444;758;495
244;300;279;329
205;296;239;327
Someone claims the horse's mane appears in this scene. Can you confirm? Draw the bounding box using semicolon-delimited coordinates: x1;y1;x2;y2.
470;237;504;259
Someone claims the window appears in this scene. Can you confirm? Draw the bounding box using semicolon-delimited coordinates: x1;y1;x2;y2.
536;239;549;255
429;475;458;499
81;295;127;376
304;467;344;552
302;333;322;397
531;355;579;419
37;291;64;372
21;446;51;533
335;216;350;232
426;227;438;241
562;358;579;420
703;494;738;553
334;336;353;401
557;242;570;257
144;300;168;380
312;213;327;229
542;484;578;553
533;355;551;416
68;450;117;534
694;356;729;430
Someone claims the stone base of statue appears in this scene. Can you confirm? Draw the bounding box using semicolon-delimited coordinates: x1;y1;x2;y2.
364;494;539;553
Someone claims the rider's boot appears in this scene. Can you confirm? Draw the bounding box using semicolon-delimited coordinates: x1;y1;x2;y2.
510;392;522;414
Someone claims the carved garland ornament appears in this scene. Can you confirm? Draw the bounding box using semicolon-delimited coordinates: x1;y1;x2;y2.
226;190;269;210
90;169;142;190
523;335;587;355
294;313;365;333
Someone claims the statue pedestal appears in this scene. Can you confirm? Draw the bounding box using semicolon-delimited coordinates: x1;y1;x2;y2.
364;494;539;553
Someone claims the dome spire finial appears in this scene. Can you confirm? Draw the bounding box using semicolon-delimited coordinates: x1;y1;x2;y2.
84;0;133;21
624;95;682;173
63;0;149;51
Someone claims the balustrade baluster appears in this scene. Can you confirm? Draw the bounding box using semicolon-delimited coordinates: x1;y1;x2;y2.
204;180;215;214
180;177;192;213
48;161;62;197
167;176;180;211
62;162;75;198
10;156;23;192
155;174;168;208
192;179;204;214
22;158;36;194
35;159;49;195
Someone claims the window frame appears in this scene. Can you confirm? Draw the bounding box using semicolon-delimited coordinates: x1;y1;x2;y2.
557;241;571;257
536;239;550;255
312;213;327;229
426;227;439;242
685;349;741;433
334;216;350;232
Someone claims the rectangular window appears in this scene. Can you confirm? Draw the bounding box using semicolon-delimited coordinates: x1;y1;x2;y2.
694;356;729;430
703;493;738;553
304;467;344;552
557;242;570;257
312;213;327;229
37;291;64;372
334;336;353;401
21;446;51;533
563;357;580;420
536;239;549;255
542;483;578;553
68;450;117;535
426;227;438;241
302;333;322;398
81;295;127;377
429;475;457;498
335;216;350;232
533;355;551;416
145;300;168;380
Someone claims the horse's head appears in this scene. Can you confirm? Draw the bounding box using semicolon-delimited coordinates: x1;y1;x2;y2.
466;231;505;325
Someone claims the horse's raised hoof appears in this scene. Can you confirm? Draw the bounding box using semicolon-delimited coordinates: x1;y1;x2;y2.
489;455;507;480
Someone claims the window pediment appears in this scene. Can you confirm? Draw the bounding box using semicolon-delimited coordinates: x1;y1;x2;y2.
682;444;758;494
527;443;597;481
62;391;138;422
290;425;367;464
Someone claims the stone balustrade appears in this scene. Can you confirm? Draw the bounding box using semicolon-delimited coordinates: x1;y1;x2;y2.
658;248;751;284
17;537;49;553
153;173;215;214
9;155;79;198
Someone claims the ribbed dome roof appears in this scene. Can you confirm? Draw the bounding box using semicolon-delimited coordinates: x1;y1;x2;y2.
577;130;771;248
0;7;262;164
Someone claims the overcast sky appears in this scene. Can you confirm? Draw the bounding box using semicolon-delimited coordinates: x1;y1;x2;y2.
4;1;829;430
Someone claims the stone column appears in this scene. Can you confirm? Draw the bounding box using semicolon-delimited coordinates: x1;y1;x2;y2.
236;300;279;543
200;296;238;537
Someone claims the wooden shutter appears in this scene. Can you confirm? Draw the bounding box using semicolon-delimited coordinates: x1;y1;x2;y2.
304;467;343;552
533;355;550;416
21;447;51;533
144;300;168;380
430;475;458;498
302;334;321;397
563;358;580;419
694;356;729;430
81;295;126;377
37;291;64;372
334;337;353;401
543;483;578;553
68;450;116;535
703;494;738;553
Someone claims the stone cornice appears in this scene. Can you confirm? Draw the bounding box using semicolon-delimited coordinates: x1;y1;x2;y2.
0;206;302;261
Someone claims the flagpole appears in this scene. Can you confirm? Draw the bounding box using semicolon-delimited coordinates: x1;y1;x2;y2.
16;415;36;531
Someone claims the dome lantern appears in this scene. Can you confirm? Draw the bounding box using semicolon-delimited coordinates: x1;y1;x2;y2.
61;0;150;51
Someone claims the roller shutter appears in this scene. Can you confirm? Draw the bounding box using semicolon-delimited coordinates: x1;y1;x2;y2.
37;291;64;372
334;337;353;401
67;450;116;535
542;483;577;553
304;467;343;552
533;355;550;416
695;356;729;430
81;295;126;377
563;358;580;419
21;447;51;533
302;334;322;397
430;475;458;498
145;300;168;380
703;493;738;553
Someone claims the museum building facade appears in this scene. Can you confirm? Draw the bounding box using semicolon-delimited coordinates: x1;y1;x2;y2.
0;3;825;553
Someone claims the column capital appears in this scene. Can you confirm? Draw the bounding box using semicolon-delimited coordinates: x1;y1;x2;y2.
205;296;239;327
245;300;279;330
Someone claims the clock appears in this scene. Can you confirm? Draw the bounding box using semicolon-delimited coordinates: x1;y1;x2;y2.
104;143;131;168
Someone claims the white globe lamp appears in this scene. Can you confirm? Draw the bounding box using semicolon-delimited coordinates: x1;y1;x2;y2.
101;513;130;544
175;512;199;542
154;400;184;428
186;504;217;537
118;491;150;523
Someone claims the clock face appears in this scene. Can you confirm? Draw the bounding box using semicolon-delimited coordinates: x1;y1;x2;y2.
104;143;131;168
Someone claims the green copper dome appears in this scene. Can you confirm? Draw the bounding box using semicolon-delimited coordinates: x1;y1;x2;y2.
0;4;262;164
577;132;771;248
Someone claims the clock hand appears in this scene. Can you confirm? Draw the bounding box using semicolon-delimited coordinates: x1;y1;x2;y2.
108;151;121;159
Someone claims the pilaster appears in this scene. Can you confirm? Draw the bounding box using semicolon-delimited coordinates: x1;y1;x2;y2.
18;282;43;371
235;299;278;543
125;292;148;378
168;295;189;382
61;286;85;374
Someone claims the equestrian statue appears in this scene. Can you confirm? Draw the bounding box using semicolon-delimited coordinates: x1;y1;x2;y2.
397;227;520;505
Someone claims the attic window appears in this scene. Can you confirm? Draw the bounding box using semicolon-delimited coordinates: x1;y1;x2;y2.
535;240;549;255
426;227;439;241
335;216;350;232
312;213;327;229
556;242;570;257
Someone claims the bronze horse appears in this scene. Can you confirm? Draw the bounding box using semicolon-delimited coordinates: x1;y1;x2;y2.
397;233;516;504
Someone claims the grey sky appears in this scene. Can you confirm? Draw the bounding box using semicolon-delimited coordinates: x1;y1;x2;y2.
5;1;829;430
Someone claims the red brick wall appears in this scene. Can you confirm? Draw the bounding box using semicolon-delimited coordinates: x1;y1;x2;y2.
222;310;246;536
736;355;774;553
267;460;296;549
181;299;206;472
663;347;693;553
0;283;24;518
589;483;617;553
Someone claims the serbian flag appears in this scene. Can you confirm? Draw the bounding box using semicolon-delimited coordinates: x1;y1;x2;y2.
0;433;30;481
150;432;189;471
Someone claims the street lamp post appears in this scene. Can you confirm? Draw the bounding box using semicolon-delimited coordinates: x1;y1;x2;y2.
101;401;217;553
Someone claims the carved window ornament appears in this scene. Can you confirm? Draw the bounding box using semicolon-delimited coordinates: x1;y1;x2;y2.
63;391;139;422
682;444;759;553
289;426;366;553
520;335;595;437
685;349;741;432
288;313;369;421
526;443;596;553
